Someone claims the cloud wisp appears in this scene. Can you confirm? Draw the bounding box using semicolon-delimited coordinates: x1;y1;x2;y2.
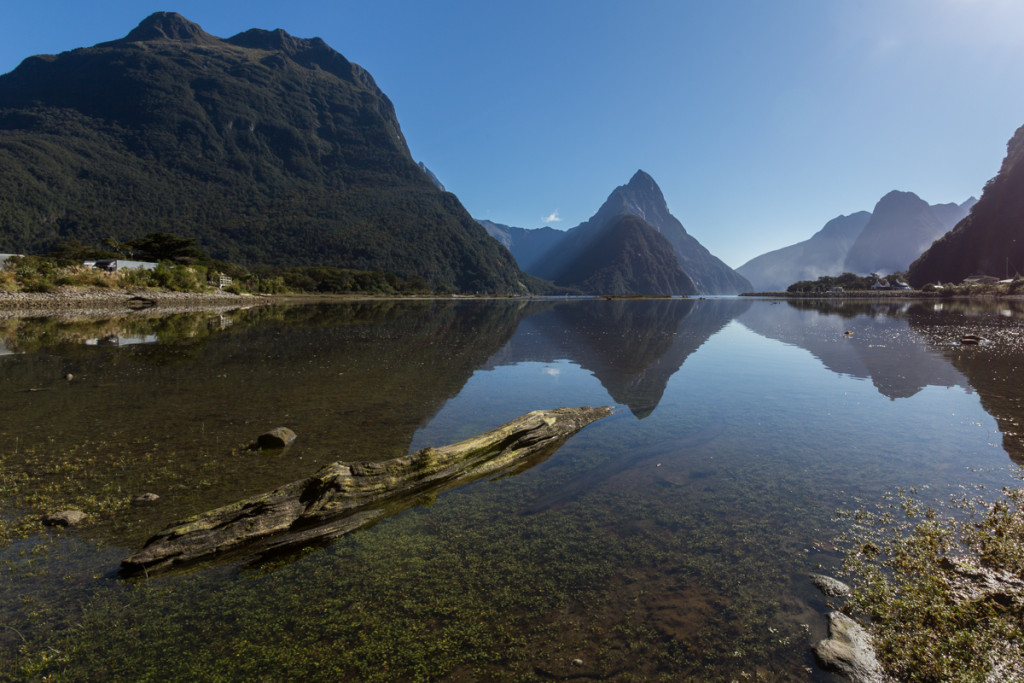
543;210;562;224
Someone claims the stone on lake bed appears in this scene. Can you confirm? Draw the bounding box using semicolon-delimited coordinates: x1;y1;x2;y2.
132;493;161;505
43;510;87;527
809;572;851;598
253;427;297;450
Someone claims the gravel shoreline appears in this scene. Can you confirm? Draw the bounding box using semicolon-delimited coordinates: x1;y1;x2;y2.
0;287;268;315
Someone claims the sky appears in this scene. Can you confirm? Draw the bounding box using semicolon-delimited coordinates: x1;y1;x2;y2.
2;1;1024;268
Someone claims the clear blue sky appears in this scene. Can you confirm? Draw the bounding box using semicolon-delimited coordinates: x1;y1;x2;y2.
3;1;1023;268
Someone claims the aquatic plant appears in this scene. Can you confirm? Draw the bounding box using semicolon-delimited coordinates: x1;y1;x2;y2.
839;478;1024;682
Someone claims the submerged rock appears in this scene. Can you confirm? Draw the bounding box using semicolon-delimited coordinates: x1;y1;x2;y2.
122;406;613;577
812;611;883;683
810;572;852;598
43;510;87;527
132;493;161;505
252;427;297;450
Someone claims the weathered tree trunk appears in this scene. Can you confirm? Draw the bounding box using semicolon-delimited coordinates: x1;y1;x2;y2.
121;406;613;578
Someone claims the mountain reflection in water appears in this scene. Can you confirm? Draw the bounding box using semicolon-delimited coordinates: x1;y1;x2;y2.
739;299;971;400
5;298;1024;680
486;298;751;417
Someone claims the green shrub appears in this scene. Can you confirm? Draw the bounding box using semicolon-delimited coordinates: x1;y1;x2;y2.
149;263;209;292
0;265;18;292
55;266;116;288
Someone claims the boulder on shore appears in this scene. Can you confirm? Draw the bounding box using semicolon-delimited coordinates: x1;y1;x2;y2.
122;406;613;577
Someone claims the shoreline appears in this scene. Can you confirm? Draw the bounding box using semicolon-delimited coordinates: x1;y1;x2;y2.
0;287;265;315
2;287;1021;318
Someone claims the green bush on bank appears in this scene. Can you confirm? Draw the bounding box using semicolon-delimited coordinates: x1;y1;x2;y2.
0;256;214;294
1;253;441;297
0;231;451;296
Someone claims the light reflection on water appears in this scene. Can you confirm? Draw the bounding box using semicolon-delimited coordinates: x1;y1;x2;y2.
1;298;1022;680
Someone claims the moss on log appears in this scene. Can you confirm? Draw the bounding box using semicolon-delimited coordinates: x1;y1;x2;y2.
121;406;613;577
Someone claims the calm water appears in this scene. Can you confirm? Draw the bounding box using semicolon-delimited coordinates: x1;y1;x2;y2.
1;298;1022;681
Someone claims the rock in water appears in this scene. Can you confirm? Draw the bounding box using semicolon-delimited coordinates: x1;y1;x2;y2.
122;406;613;577
809;572;852;598
43;510;87;527
253;427;297;450
132;493;161;505
812;611;884;683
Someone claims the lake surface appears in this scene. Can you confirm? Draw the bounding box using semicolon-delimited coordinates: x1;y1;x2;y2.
2;297;1023;681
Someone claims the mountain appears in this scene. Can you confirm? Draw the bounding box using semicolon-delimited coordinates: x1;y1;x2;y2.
537;213;697;295
908;123;1024;286
0;12;528;293
737;191;975;291
843;191;975;276
736;212;871;292
417;162;446;192
491;171;749;295
565;171;751;294
478;220;566;272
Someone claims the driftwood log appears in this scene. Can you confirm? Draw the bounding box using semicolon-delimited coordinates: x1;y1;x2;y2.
121;406;613;577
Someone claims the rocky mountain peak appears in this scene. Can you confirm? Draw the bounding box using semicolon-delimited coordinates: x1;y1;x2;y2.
228;28;323;55
625;169;657;191
874;190;928;213
121;12;216;44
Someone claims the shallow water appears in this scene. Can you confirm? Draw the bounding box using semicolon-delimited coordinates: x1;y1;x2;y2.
1;298;1021;680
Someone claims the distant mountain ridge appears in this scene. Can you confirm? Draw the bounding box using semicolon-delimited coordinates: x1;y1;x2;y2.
482;171;750;295
843;191;975;276
0;12;529;293
909;123;1024;286
737;191;974;291
736;212;871;292
478;220;565;272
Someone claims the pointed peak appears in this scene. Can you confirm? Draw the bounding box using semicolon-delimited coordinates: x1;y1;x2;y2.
627;169;656;187
615;169;666;209
122;12;215;44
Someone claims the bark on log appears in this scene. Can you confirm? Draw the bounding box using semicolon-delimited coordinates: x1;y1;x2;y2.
121;406;613;578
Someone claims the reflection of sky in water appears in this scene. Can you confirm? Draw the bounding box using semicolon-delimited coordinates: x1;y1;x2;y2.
411;359;608;449
414;315;1008;493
